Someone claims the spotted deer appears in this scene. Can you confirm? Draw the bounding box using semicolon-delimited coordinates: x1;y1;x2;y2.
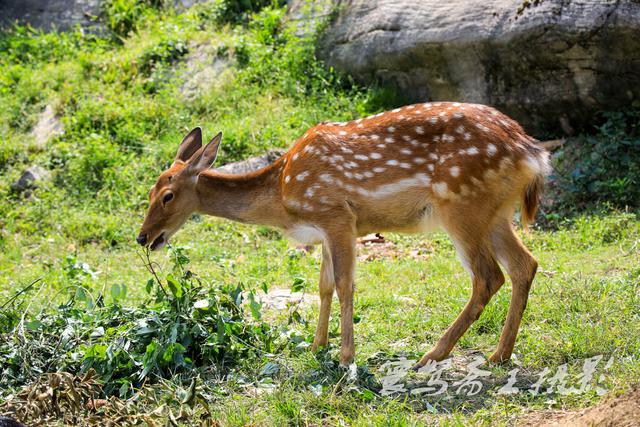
137;102;550;368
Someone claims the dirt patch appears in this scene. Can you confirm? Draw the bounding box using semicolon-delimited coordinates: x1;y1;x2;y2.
519;387;640;427
357;234;433;262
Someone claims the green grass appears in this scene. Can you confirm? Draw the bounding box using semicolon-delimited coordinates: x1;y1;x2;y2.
0;2;639;425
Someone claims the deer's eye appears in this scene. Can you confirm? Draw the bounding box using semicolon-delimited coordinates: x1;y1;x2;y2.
163;193;174;205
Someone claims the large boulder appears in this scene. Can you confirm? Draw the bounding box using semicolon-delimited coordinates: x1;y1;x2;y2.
318;0;640;136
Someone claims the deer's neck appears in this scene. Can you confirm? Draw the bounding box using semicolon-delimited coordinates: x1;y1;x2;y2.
195;159;288;228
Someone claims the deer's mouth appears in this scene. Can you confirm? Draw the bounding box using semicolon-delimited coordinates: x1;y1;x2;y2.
150;233;166;251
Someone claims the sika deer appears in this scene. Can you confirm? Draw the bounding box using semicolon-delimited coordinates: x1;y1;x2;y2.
137;102;550;368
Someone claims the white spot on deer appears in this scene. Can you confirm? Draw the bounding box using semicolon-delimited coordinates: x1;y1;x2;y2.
292;153;299;161
345;161;358;169
467;147;479;155
392;108;401;113
442;134;455;143
400;148;412;155
453;112;464;119
427;164;435;172
377;144;386;149
319;196;330;204
354;154;369;161
399;162;412;169
296;171;310;181
304;187;315;198
385;136;395;143
319;173;333;183
386;159;399;166
285;199;300;209
429;153;438;161
373;166;386;173
433;182;449;198
487;143;497;156
455;125;465;134
450;166;460;177
414;157;426;164
371;134;380;141
475;123;489;132
354;172;364;180
434;103;442;107
364;171;374;178
387;126;396;133
285;175;291;183
423;103;432;108
415;126;425;134
402;135;411;142
339;131;347;136
357;123;364;128
344;183;355;192
286;224;325;245
375;112;384;117
453;102;461;107
407;105;415;109
367;173;431;199
344;171;353;178
433;135;441;143
370;152;382;159
410;139;419;146
464;132;472;140
340;147;354;154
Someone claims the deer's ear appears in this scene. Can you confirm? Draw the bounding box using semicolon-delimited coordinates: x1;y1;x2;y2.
174;127;203;163
187;132;222;172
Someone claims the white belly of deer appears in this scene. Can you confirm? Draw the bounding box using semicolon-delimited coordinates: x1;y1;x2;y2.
286;224;326;245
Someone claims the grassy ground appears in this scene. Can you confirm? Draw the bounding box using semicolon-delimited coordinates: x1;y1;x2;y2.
1;2;639;425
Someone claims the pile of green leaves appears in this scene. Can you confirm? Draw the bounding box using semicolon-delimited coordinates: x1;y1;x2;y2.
0;247;278;397
552;110;640;211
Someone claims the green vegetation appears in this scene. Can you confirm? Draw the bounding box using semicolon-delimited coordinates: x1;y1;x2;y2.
0;2;638;425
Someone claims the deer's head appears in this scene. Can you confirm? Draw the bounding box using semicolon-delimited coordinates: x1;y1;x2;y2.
137;127;221;250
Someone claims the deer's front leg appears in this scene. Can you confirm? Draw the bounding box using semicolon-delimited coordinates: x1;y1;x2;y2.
326;231;357;366
312;243;335;351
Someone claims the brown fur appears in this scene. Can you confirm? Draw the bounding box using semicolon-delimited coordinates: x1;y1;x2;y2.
138;102;550;367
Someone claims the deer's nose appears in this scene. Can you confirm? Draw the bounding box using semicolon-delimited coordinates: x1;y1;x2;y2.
136;233;148;246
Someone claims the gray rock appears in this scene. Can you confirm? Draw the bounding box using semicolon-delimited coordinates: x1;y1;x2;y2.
180;43;230;101
30;105;64;150
0;0;207;32
215;151;285;175
0;0;102;31
318;0;640;136
11;166;52;194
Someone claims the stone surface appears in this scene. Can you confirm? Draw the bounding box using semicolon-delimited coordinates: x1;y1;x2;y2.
0;0;102;31
318;0;640;136
215;151;285;175
11;166;52;194
30;105;64;150
180;42;230;101
0;0;206;31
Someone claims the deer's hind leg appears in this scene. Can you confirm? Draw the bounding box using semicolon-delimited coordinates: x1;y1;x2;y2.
489;219;538;363
415;220;505;368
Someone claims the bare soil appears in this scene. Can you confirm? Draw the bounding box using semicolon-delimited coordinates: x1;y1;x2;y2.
519;387;640;427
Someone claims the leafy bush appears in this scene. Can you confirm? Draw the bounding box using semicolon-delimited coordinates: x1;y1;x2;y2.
0;247;278;397
552;110;640;211
102;0;167;38
206;0;286;24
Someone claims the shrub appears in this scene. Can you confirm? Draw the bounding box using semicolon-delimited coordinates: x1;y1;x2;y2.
552;110;640;211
